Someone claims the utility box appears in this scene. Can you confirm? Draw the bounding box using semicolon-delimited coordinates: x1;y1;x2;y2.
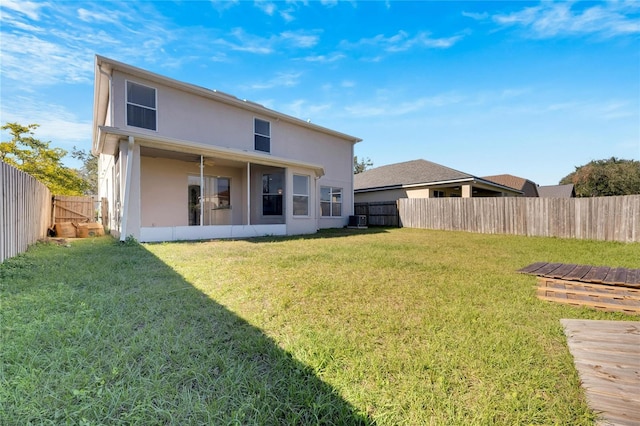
348;215;367;228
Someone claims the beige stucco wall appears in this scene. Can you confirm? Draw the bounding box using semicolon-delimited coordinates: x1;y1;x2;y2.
107;70;355;231
140;157;247;228
110;70;354;176
355;188;409;203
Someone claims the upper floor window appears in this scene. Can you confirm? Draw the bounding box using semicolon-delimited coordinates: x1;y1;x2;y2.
254;118;270;153
127;81;157;131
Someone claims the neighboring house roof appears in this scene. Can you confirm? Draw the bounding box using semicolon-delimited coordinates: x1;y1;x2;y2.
482;174;539;197
354;159;521;194
538;184;576;198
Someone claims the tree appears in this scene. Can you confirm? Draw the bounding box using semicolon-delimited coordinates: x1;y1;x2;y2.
560;157;640;197
1;122;90;195
71;147;98;195
354;155;373;174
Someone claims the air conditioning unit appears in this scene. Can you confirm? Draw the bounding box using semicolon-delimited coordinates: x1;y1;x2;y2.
348;215;367;228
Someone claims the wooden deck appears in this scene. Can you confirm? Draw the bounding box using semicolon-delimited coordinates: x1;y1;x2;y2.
561;319;640;426
519;263;640;288
519;263;640;315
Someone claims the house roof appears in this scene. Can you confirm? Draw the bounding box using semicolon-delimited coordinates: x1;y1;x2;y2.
354;159;521;194
354;159;471;191
482;174;539;197
538;184;576;198
92;55;361;155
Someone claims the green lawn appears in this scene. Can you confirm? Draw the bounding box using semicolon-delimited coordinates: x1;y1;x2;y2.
2;228;638;425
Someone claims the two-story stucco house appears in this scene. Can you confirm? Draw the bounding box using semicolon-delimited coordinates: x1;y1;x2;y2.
92;56;361;242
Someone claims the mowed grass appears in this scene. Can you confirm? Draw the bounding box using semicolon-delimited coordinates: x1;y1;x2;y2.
2;228;639;425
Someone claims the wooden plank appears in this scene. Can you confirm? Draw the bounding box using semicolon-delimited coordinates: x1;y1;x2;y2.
582;266;611;283
549;263;578;279
562;264;593;281
625;269;640;287
603;267;627;285
537;278;640;296
539;296;640;314
533;262;564;277
561;319;640;426
517;262;548;274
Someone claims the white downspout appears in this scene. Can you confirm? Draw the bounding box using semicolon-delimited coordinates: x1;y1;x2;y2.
200;155;204;226
120;136;134;241
315;175;320;231
246;162;251;225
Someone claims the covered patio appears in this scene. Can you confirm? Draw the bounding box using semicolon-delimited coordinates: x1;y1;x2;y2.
96;127;325;242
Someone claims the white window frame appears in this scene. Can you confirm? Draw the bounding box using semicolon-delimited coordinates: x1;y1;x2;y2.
126;80;157;131
254;118;271;153
320;186;342;217
292;175;309;217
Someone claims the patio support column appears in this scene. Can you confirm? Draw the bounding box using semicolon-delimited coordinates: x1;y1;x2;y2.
246;162;251;225
462;184;472;198
200;155;204;227
120;136;134;241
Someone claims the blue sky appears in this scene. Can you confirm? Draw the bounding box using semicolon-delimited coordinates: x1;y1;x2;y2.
1;0;638;186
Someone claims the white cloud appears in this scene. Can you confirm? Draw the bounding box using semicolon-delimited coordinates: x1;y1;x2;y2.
248;72;303;89
320;0;338;7
0;0;46;20
492;2;640;38
1;98;92;152
280;30;320;48
344;93;464;118
346;30;464;53
462;11;489;21
214;28;274;54
254;1;276;16
282;99;332;119
303;53;345;63
280;8;296;22
0;32;93;85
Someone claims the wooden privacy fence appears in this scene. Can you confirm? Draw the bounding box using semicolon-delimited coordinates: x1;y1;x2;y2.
1;161;52;263
52;195;98;224
355;201;399;227
398;195;640;243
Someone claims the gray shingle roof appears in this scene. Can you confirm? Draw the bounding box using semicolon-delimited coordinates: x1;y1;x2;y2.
538;184;575;198
354;159;473;191
482;174;539;197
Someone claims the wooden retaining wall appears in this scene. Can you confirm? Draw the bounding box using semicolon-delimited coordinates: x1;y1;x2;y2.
1;161;52;263
398;196;640;243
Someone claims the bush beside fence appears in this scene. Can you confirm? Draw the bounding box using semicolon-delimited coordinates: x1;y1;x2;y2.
397;196;640;243
1;161;52;263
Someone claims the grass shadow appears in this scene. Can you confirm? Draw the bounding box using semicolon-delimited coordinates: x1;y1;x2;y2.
1;237;372;424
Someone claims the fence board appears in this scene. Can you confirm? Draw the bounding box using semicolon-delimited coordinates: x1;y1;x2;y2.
1;161;52;263
355;201;398;227
397;196;640;243
53;195;96;223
